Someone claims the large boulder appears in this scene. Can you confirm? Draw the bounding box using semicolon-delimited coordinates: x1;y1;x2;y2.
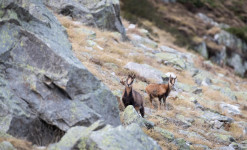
0;0;120;145
49;121;162;150
214;30;247;77
122;105;154;129
44;0;126;38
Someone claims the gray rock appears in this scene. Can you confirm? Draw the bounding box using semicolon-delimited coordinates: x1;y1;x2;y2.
129;34;158;49
57;123;161;150
226;53;246;77
0;141;16;150
73;28;96;40
193;144;210;150
241;140;247;149
176;82;194;92
229;142;241;150
193;88;203;94
193;70;213;86
155;53;186;70
174;138;190;150
193;100;205;111
214;30;247;55
212;120;224;129
214;30;247;76
0;0;120;145
154;127;174;142
122;105;145;127
201;111;233;123
212;133;236;145
197;13;218;26
219;103;241;115
159;45;179;53
178;130;205;140
215;146;234;150
195;41;208;59
176;115;194;127
197;13;229;28
44;0;126;39
124;62;165;83
139;29;149;35
48;121;106;150
122;105;154;129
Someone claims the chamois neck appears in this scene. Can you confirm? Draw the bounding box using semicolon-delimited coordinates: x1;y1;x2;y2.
125;87;132;96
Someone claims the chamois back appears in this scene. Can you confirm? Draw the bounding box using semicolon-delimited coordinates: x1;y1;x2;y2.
145;75;177;110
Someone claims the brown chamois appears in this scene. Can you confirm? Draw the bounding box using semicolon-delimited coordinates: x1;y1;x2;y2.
120;74;145;117
145;75;177;110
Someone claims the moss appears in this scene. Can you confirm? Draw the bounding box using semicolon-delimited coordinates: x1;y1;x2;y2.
154;127;174;142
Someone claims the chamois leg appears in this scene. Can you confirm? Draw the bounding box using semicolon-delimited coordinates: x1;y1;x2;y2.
158;97;162;111
134;106;141;116
149;94;154;109
163;96;167;110
140;106;145;118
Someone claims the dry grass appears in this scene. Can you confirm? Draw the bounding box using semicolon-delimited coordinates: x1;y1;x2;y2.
228;123;247;139
0;137;34;150
207;26;221;36
202;86;232;102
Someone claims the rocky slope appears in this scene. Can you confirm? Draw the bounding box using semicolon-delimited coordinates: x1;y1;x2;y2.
0;0;247;150
55;15;247;149
121;0;247;77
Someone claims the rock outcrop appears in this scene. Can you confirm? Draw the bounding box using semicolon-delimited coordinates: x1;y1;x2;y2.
0;0;120;145
49;121;162;150
44;0;126;39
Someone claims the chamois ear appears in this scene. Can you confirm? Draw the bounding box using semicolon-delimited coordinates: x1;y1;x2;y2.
132;74;136;79
120;77;125;85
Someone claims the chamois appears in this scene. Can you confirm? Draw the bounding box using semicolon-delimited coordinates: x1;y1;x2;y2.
145;75;177;110
120;74;145;117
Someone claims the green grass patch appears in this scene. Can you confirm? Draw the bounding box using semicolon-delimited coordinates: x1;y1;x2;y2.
177;0;217;8
225;26;247;43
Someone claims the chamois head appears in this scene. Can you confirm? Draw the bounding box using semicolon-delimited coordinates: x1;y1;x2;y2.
168;75;177;88
120;73;136;88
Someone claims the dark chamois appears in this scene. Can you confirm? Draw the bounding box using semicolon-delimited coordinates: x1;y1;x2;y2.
145;75;177;110
120;74;145;117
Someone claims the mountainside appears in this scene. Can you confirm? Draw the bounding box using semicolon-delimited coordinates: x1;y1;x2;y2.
0;0;247;150
121;0;247;77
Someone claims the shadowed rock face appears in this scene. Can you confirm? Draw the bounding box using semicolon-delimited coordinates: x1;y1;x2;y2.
44;0;126;39
0;0;120;145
